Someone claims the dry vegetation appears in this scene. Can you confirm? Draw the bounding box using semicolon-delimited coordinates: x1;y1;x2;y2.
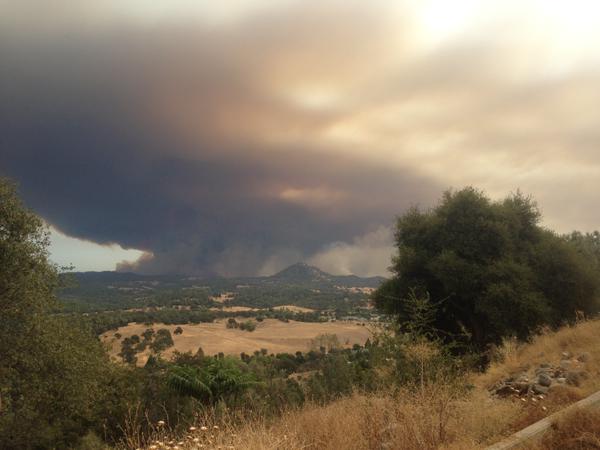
102;319;371;364
128;319;600;450
271;305;315;313
526;408;600;449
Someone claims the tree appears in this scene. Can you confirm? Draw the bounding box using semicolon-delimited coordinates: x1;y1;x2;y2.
0;178;110;448
151;328;174;353
119;337;139;365
374;187;600;352
565;231;600;271
142;327;155;341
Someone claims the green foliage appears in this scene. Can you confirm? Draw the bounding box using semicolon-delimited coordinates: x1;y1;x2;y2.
168;357;262;404
374;187;600;351
239;320;256;332
119;337;138;365
565;231;600;271
168;365;213;400
310;333;341;352
150;328;174;353
0;178;111;449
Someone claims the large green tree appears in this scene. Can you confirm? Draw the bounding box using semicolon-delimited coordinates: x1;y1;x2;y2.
0;178;110;449
374;187;600;351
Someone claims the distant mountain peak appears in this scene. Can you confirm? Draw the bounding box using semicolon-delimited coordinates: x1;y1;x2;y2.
271;262;331;281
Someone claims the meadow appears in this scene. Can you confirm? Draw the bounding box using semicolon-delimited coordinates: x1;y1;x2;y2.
102;318;372;365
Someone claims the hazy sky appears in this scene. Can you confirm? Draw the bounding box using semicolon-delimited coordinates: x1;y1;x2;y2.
2;1;600;276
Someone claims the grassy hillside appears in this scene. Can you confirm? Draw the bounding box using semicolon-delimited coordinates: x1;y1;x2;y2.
128;318;600;450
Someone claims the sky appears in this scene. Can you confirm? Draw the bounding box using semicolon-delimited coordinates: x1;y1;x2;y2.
2;0;600;276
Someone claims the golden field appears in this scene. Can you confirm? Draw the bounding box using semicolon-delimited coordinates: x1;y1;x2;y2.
102;318;372;364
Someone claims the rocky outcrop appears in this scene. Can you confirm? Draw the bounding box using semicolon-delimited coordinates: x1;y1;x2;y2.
491;352;591;399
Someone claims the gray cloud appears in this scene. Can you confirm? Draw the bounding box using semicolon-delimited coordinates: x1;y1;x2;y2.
2;1;600;275
0;2;441;275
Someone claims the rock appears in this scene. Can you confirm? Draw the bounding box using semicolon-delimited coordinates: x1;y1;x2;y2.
566;370;589;386
556;377;567;384
577;352;591;363
537;373;553;387
514;382;531;394
566;371;582;386
560;360;573;370
516;374;530;383
495;384;517;397
532;384;549;394
539;363;551;368
562;351;572;359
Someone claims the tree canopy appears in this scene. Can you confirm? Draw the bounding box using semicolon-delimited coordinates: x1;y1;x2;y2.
0;178;110;449
374;187;600;351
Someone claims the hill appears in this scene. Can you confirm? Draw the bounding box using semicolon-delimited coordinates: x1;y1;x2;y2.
271;262;384;287
271;262;332;283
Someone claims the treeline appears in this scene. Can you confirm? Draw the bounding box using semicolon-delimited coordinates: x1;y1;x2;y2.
80;307;326;335
58;285;214;312
79;309;217;335
230;285;367;310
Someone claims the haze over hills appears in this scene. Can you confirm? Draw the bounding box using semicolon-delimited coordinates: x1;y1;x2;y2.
59;263;385;313
68;262;385;288
270;262;384;287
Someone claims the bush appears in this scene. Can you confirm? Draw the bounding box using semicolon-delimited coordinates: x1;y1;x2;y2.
239;320;257;332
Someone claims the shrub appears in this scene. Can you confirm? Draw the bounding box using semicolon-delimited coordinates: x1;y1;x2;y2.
239;320;257;332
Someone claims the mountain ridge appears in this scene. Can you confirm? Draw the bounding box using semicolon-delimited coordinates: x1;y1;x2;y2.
66;262;385;285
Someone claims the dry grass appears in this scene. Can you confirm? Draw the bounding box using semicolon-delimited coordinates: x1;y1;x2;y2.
126;319;600;450
477;319;600;393
208;306;259;312
272;305;315;313
524;408;600;450
127;388;520;450
102;319;372;365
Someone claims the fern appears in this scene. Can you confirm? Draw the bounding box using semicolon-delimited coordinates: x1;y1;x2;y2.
167;366;212;400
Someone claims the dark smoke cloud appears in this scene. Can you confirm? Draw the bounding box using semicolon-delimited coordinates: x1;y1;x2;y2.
0;2;441;275
3;1;600;275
